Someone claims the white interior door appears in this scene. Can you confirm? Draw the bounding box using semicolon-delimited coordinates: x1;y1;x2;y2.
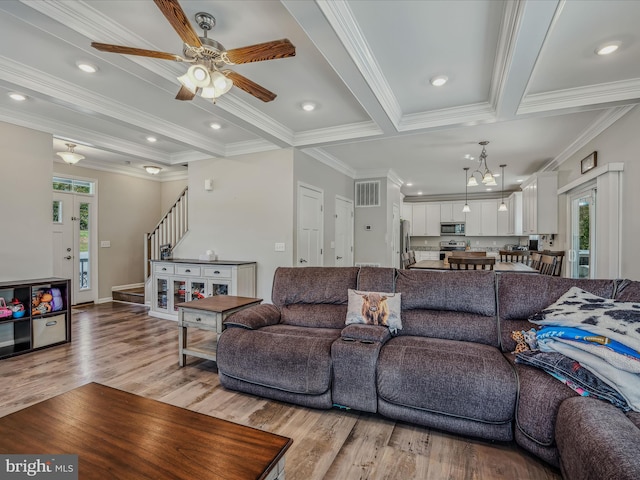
335;196;354;266
297;184;324;266
53;191;97;304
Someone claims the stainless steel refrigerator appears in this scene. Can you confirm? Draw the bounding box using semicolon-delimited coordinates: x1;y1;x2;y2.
400;220;411;267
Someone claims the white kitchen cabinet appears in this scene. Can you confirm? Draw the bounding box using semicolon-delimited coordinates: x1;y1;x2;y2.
440;202;466;223
465;200;498;236
401;203;413;222
506;192;523;235
150;260;257;321
521;172;558;234
410;203;440;236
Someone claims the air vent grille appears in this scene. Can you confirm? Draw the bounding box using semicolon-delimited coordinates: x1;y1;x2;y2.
355;181;380;207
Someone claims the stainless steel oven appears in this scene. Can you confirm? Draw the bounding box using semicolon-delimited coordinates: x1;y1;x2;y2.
440;223;465;235
439;240;467;260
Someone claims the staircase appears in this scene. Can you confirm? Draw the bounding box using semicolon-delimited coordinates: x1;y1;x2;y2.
144;187;189;280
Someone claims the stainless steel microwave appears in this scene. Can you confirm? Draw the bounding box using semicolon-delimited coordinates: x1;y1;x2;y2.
440;223;465;235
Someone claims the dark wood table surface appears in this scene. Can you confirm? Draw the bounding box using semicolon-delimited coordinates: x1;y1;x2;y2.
175;295;263;313
0;382;292;480
410;259;539;273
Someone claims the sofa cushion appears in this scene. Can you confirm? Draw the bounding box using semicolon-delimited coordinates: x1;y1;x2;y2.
496;273;616;352
217;325;341;395
346;289;402;333
556;397;640;480
356;266;396;292
271;267;359;328
377;336;517;425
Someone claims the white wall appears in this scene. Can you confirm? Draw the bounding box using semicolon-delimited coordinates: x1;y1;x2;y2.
173;149;294;302
160;179;188;213
293;150;354;266
555;105;640;280
0;123;53;281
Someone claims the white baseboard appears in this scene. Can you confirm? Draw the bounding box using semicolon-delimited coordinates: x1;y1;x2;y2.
111;283;144;292
96;297;113;304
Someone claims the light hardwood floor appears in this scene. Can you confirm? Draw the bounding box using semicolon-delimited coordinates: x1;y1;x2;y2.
0;302;561;480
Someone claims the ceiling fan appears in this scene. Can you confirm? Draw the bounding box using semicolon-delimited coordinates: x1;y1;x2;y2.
91;0;295;102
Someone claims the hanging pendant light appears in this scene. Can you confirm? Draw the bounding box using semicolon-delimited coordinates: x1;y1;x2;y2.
462;167;471;213
467;141;497;186
56;143;84;165
498;164;508;212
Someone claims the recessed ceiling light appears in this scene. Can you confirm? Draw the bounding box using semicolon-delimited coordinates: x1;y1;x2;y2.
486;188;493;192
76;61;98;73
417;191;423;195
210;122;221;130
517;179;524;183
8;92;27;101
146;136;157;143
301;102;316;112
406;183;413;187
596;43;620;56
430;75;448;87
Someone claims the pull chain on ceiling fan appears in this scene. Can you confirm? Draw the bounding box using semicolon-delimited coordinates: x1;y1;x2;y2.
91;0;295;103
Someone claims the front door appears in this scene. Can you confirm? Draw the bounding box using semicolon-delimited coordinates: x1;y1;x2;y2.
297;183;324;266
53;190;96;304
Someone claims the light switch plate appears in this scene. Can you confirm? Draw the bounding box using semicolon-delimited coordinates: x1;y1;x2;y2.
100;240;111;248
275;242;285;252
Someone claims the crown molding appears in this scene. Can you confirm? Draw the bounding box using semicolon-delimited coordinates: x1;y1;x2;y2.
542;105;636;171
226;139;281;157
398;102;496;131
294;121;382;146
301;147;357;178
317;0;402;127
519;78;640;115
54;158;188;182
355;168;404;186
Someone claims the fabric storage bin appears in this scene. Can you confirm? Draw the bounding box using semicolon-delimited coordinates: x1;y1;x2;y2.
32;314;66;348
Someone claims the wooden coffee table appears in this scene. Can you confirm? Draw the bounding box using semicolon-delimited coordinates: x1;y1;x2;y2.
0;383;292;480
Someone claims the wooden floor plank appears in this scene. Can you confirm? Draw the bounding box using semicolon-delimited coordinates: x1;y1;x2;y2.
0;303;561;480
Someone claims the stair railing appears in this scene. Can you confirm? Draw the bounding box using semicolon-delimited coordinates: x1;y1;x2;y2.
144;187;188;279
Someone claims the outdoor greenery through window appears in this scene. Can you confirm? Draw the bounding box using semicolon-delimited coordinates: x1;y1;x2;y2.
53;177;93;194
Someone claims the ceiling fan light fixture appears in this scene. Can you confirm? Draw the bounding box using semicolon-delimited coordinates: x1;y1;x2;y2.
144;165;162;175
177;72;198;94
56;143;84;165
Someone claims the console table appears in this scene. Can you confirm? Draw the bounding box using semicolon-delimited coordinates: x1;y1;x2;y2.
176;295;262;367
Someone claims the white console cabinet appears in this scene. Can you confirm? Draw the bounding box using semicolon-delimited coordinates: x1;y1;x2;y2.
149;260;257;321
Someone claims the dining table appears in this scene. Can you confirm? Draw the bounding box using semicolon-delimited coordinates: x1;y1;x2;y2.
409;259;539;273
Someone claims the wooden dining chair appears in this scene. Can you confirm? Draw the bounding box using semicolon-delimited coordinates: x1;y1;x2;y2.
538;255;557;276
542;250;565;276
499;250;530;264
408;250;416;265
401;252;411;269
448;256;495;270
450;251;486;257
529;252;542;270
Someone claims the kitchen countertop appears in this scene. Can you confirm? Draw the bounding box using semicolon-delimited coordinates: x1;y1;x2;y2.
151;259;256;265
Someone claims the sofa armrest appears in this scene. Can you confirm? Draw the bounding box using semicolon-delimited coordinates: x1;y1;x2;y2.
223;304;281;330
341;324;392;344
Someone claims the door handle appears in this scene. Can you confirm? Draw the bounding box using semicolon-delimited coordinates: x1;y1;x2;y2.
299;258;307;263
336;256;342;260
64;256;72;260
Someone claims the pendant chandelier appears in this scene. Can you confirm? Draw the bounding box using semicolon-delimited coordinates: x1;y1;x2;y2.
467;141;497;187
498;164;508;212
462;167;471;213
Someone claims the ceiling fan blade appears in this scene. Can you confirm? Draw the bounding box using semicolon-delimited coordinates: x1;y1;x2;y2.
224;39;296;65
225;71;276;102
91;42;182;61
153;0;202;48
175;85;197;101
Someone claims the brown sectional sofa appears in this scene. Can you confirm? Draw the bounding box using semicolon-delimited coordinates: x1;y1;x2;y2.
216;267;640;479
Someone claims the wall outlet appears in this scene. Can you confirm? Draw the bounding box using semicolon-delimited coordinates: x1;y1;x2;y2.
275;242;285;252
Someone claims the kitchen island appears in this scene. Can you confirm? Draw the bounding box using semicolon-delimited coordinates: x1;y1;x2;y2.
149;259;257;320
409;259;538;273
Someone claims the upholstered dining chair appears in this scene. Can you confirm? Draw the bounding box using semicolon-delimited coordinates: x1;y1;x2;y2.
448;256;495;270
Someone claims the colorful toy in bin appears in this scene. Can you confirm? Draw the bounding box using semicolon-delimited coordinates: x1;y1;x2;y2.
32;288;64;315
0;298;12;319
10;298;25;318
